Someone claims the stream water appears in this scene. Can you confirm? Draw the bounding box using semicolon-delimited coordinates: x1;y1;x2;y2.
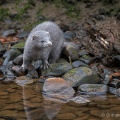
0;80;120;120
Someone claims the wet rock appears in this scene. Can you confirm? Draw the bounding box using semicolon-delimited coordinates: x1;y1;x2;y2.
63;43;79;61
0;43;6;57
102;75;112;85
70;96;90;104
32;60;42;69
43;77;75;103
13;54;23;65
41;59;73;77
72;60;88;68
16;31;29;38
3;49;21;65
2;29;16;37
63;67;101;87
2;69;15;83
78;50;89;57
15;76;38;86
64;31;76;41
11;41;25;50
26;65;38;79
12;66;25;76
108;80;120;88
80;55;95;64
78;84;108;94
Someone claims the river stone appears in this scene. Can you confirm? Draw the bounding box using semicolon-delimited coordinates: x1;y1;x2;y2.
63;43;79;61
15;76;38;86
63;67;101;87
13;54;23;65
78;84;108;94
41;59;73;77
16;31;29;38
3;49;21;65
11;41;25;50
64;31;76;41
43;77;75;103
72;60;88;68
2;29;16;37
80;55;94;64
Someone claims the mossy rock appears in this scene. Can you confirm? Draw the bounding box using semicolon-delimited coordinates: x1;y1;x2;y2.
41;59;73;77
11;41;26;50
63;66;101;87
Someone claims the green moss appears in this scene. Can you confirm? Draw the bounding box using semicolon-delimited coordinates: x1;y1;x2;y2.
81;67;92;75
11;41;26;49
53;0;81;18
70;47;78;54
14;1;32;20
0;8;9;20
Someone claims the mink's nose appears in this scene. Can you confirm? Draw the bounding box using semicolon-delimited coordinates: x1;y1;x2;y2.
48;42;52;47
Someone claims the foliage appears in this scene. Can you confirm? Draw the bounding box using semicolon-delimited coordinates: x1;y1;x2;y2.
53;0;81;18
0;8;9;20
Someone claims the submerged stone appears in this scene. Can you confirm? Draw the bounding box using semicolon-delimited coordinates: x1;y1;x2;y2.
43;77;75;103
63;66;101;87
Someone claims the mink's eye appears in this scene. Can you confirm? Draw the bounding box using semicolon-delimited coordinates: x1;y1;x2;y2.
41;40;44;43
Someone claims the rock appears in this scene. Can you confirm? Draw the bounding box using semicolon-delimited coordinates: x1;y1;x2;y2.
26;65;38;79
80;55;95;64
11;41;25;50
102;75;112;85
78;84;108;94
64;31;76;41
13;54;23;65
3;49;21;65
0;43;6;57
78;50;89;57
15;76;38;86
43;77;75;103
72;60;88;68
70;96;90;104
2;29;16;37
63;43;79;61
32;60;42;69
41;59;73;77
12;66;25;76
16;31;29;38
63;67;101;87
2;69;15;83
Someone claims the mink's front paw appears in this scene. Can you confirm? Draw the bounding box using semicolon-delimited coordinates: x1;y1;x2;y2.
43;61;50;69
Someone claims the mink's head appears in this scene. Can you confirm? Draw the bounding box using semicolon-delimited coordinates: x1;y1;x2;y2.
31;30;52;48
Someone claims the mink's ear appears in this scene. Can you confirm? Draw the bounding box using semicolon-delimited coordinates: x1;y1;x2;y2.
32;35;39;40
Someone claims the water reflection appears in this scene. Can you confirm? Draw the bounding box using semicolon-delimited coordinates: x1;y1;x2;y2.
0;81;120;120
